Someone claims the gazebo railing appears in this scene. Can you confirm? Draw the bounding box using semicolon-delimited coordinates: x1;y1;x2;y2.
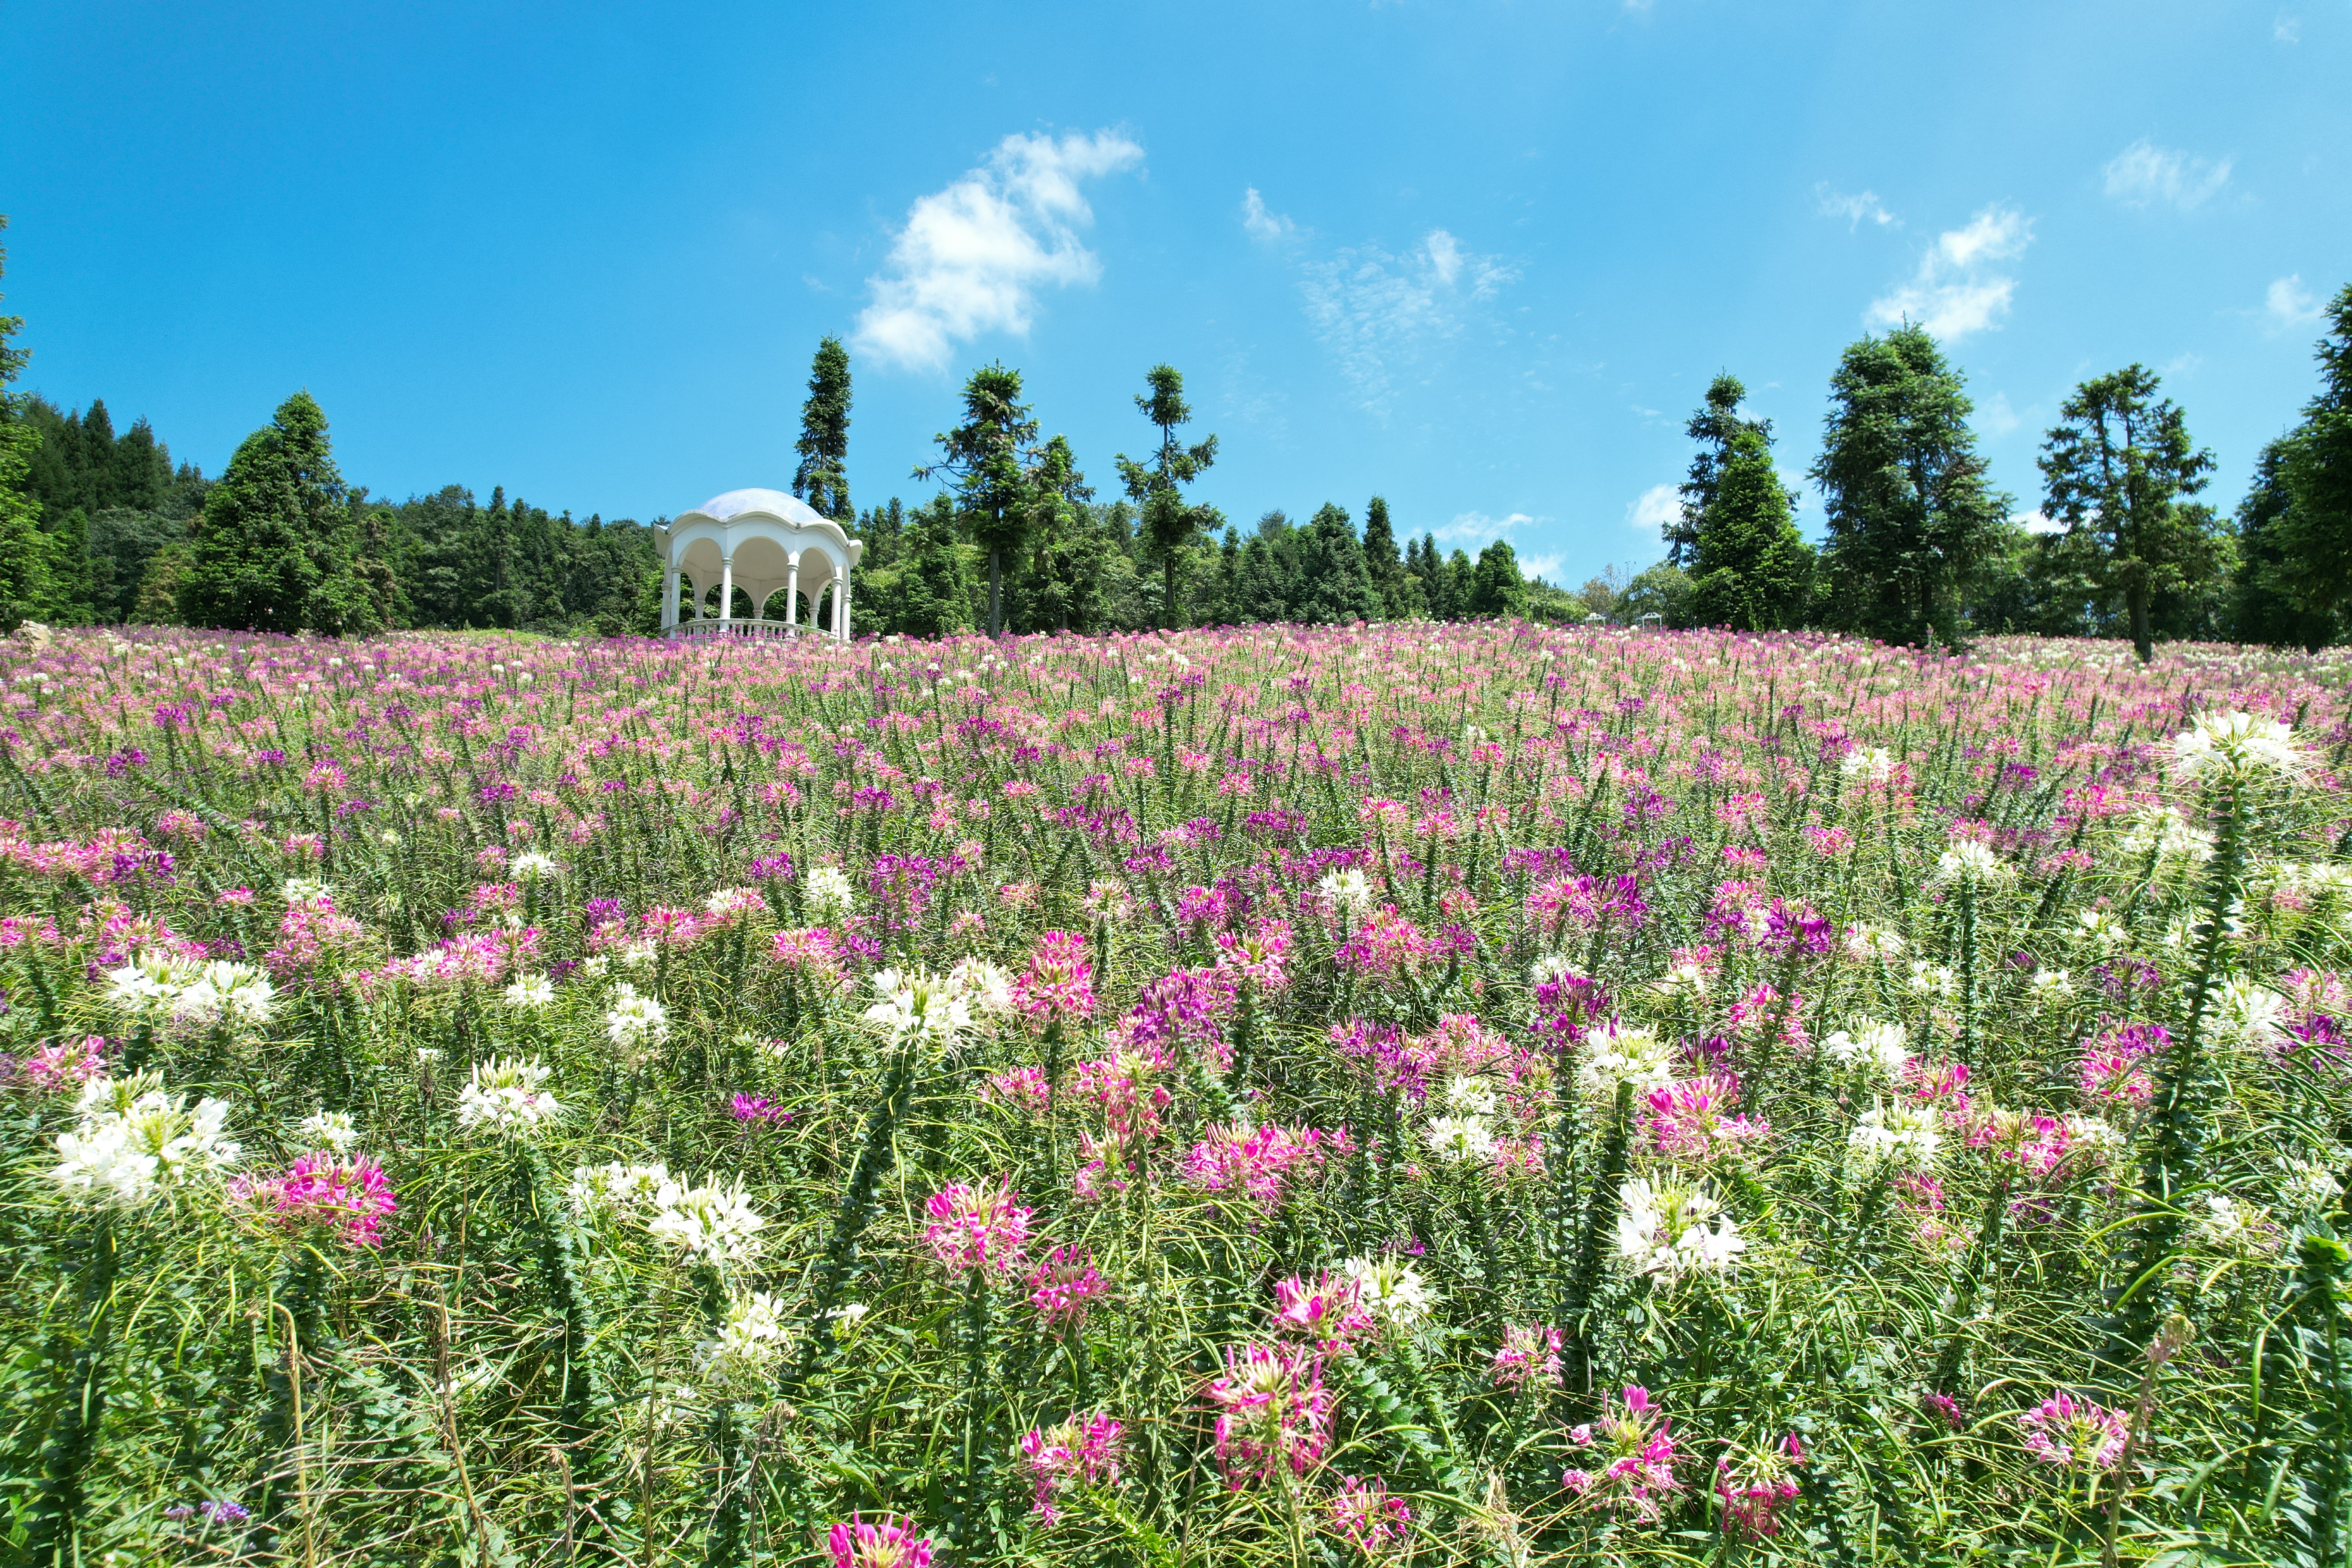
667;618;815;640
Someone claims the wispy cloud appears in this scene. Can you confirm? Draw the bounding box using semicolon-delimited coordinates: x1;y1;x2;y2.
1240;187;1297;245
853;129;1144;371
2015;509;2064;536
1625;484;1680;537
2275;14;2301;43
2266;273;2324;333
1519;551;1565;584
1816;184;1897;230
1295;229;1516;417
2102;139;2232;211
1866;203;2033;340
1981;391;2022;436
1437;509;1544;546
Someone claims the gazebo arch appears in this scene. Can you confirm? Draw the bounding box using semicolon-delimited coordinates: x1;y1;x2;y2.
659;488;864;640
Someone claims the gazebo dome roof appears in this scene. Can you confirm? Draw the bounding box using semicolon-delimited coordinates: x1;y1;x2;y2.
688;487;835;527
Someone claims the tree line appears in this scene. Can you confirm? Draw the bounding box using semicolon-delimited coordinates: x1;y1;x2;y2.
1610;284;2352;658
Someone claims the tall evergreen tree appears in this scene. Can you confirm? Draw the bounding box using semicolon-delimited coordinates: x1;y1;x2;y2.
1293;502;1377;624
178;391;379;634
1689;426;1813;630
2037;364;2216;662
0;215;55;630
793;335;854;521
1812;323;2009;647
2276;282;2352;618
1471;538;1530;618
1116;364;1217;629
892;495;977;638
1444;548;1476;620
919;363;1036;636
1362;496;1404;618
1672;374;1773;568
1013;434;1106;633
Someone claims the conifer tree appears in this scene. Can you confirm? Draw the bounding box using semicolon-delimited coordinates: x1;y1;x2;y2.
1471;538;1530;618
178;391;377;634
0;216;54;630
1672;374;1772;568
919;364;1035;636
893;496;977;638
1293;502;1376;624
1688;426;1813;630
2276;282;2352;618
793;335;854;521
1116;365;1217;629
1013;435;1105;633
1362;496;1404;617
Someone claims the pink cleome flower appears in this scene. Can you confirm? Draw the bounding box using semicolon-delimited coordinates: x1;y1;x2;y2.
1562;1386;1684;1524
235;1154;398;1248
1027;1244;1107;1331
1207;1341;1333;1486
1013;930;1096;1026
1185;1122;1347;1211
922;1178;1032;1278
1270;1271;1377;1354
1016;1410;1124;1523
1714;1433;1806;1541
2018;1390;2128;1471
1326;1474;1412;1559
1490;1324;1565;1391
825;1513;933;1568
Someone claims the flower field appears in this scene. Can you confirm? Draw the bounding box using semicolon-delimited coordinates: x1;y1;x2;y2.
3;621;2349;1567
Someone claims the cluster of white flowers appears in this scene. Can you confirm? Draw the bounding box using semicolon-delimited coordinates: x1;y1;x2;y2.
454;1056;564;1135
1933;840;2013;885
947;956;1016;1019
603;983;669;1050
2190;1194;2279;1254
803;865;856;921
1316;867;1377;915
2028;967;2075;1005
1843;923;1905;963
50;1073;241;1207
567;1160;674;1219
862;967;976;1048
504;973;557;1010
2170;709;2309;784
2210;976;2290;1049
281;876;335;906
1614;1176;1746;1281
1906;962;1959;1001
704;885;766;919
648;1177;767;1265
1821;1020;1911;1078
1576;1020;1675;1100
1340;1255;1438;1328
104;952;277;1033
2074;908;2129;952
1839;746;1898;784
510;851;562;881
1846;1100;1942;1176
1651;958;1710;1001
701;1290;790;1393
1424;1114;1498;1164
2276;1154;2346;1214
296;1109;361;1152
2117;804;2214;865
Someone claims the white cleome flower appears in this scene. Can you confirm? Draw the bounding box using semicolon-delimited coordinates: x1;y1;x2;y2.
701;1290;790;1392
504;973;557;1010
1341;1255;1438;1329
1934;840;2012;885
862;968;973;1049
2028;967;2075;1005
648;1178;766;1265
2276;1154;2346;1215
103;950;197;1022
1846;1099;1942;1176
567;1160;673;1219
948;957;1016;1017
1577;1020;1676;1100
803;865;856;920
2211;975;2291;1049
2117;804;2214;865
1822;1021;1910;1078
51;1073;240;1207
603;982;668;1049
282;877;335;906
2171;709;2309;784
1614;1176;1746;1281
296;1110;361;1152
1840;745;1898;784
2190;1194;2279;1254
510;850;562;881
171;961;277;1032
1440;1074;1500;1119
1424;1114;1498;1164
1842;923;1905;963
1316;868;1376;915
455;1056;564;1135
1906;962;1959;1001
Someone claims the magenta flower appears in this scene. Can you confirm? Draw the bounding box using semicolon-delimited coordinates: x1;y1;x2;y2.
1714;1433;1805;1540
1028;1245;1108;1331
2017;1390;2128;1471
235;1154;398;1248
1013;929;1096;1025
825;1512;933;1568
1185;1121;1345;1210
729;1093;790;1124
1270;1271;1376;1354
1016;1409;1124;1522
922;1179;1032;1278
1489;1324;1565;1391
1562;1386;1684;1524
1207;1342;1332;1486
1326;1474;1411;1559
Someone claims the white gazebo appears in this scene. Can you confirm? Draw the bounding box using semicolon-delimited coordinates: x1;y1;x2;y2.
660;487;864;640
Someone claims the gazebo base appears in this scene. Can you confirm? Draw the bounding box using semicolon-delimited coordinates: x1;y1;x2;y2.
667;619;811;639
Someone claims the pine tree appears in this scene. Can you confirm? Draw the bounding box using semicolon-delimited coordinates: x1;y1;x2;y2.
1012;435;1105;633
1362;496;1404;618
1444;548;1476;620
919;364;1036;636
793;335;854;521
1293;503;1376;624
2038;365;2217;662
1470;538;1530;619
2277;282;2352;618
893;496;977;638
0;214;53;631
2231;441;2336;649
178;391;376;634
1115;365;1218;629
1813;324;2009;647
1672;374;1771;568
1689;426;1813;630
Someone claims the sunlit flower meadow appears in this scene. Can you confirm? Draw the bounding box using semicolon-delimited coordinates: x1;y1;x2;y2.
2;622;2349;1566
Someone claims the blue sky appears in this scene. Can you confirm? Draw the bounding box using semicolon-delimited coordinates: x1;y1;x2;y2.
5;0;2346;587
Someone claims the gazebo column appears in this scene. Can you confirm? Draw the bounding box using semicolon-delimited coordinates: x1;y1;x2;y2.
837;571;851;642
719;553;735;629
785;554;800;638
662;563;679;629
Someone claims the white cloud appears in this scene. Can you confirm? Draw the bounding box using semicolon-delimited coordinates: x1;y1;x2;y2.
1981;391;2021;436
1865;203;2033;340
1816;184;1897;230
2266;273;2324;332
1519;552;1564;583
1241;187;1296;244
2102;139;2232;211
853;129;1144;371
1437;509;1543;546
2275;14;2300;43
2015;509;2065;536
1626;483;1680;537
1297;230;1516;416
